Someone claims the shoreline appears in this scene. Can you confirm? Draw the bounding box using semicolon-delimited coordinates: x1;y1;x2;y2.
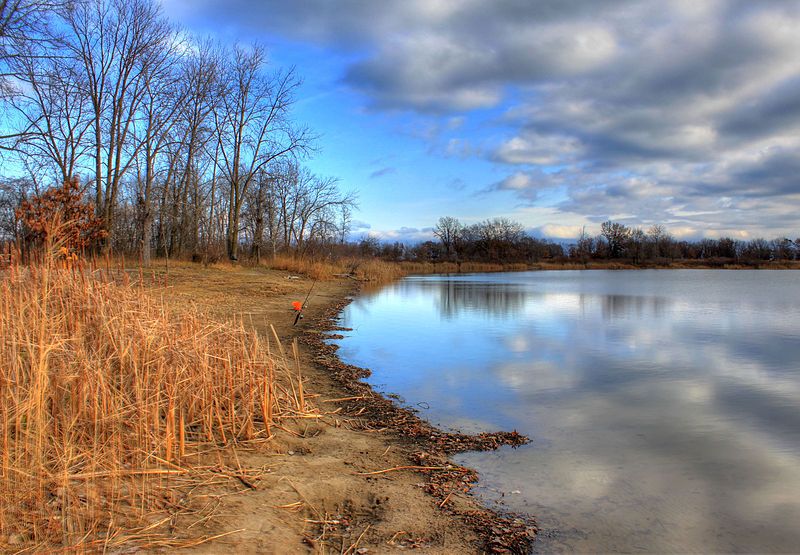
302;281;536;553
154;263;536;554
268;256;800;292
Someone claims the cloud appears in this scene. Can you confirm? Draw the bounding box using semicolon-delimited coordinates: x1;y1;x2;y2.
369;166;397;179
447;178;467;191
443;138;477;158
351;220;371;231
368;226;436;243
446;116;465;130
498;172;537;191
486;169;567;202
493;132;581;165
720;76;800;140
490;172;539;202
533;224;587;240
169;0;627;112
340;14;621;112
170;0;800;238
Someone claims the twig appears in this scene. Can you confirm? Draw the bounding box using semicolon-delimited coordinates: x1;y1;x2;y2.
280;478;322;519
322;396;367;403
67;468;188;480
354;465;450;476
343;524;371;555
439;491;454;508
177;529;245;548
276;501;304;512
387;531;409;545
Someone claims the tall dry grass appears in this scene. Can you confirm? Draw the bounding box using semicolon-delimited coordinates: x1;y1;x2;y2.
267;254;532;284
0;254;306;552
267;254;342;281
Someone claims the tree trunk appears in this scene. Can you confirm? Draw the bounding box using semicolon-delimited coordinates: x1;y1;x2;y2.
142;212;153;266
227;219;240;260
226;180;239;260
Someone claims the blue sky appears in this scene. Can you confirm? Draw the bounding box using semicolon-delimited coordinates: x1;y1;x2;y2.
163;0;800;242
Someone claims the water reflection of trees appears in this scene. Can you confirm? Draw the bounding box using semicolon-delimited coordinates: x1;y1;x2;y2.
600;294;670;320
398;281;674;320
414;281;531;319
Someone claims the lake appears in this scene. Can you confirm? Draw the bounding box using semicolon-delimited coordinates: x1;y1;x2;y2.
333;270;800;553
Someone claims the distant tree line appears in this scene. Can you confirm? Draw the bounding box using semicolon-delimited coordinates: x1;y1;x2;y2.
367;216;800;266
357;217;567;264
0;0;355;263
574;220;800;265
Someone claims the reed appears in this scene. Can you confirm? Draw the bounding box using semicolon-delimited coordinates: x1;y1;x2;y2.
0;252;306;552
266;254;340;281
267;254;533;284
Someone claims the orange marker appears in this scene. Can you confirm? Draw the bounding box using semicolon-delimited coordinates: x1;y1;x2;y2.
293;280;317;326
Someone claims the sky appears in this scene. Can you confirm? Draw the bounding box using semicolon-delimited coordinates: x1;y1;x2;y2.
162;0;800;243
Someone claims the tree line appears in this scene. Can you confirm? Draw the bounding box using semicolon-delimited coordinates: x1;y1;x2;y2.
356;217;566;264
0;0;355;263
380;217;800;265
573;221;800;264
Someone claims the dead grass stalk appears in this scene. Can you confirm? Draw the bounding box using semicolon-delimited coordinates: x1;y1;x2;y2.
0;250;307;552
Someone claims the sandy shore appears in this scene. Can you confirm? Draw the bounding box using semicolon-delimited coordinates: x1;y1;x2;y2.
149;263;534;554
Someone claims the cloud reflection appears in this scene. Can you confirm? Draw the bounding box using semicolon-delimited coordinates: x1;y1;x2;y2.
339;271;800;553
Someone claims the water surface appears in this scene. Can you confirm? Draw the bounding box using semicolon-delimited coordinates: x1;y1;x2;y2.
334;270;800;553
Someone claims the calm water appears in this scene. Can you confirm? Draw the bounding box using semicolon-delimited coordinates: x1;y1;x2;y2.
334;270;800;553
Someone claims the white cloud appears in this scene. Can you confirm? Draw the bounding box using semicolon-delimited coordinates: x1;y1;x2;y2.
497;172;534;191
493;132;581;165
537;224;587;240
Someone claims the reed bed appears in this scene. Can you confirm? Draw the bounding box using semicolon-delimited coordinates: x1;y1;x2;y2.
0;257;307;552
267;254;533;284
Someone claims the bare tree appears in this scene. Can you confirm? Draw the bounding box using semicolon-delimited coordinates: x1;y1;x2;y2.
572;225;594;261
294;173;355;253
63;0;173;236
601;220;631;258
0;1;55;45
7;40;93;181
243;161;355;261
433;216;462;260
337;204;351;244
0;0;62;148
243;168;270;263
213;44;310;260
0;175;32;240
134;28;187;265
0;2;345;264
0;1;58;73
629;227;646;264
647;224;673;259
275;160;300;252
171;40;221;258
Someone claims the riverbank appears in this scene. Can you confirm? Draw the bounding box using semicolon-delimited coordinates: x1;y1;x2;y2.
266;254;800;285
152;262;535;553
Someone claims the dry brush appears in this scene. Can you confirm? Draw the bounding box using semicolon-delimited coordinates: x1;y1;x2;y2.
0;254;309;551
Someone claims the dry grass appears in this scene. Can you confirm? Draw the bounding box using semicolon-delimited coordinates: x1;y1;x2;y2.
0;253;308;552
266;254;533;284
266;254;341;281
394;261;530;275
